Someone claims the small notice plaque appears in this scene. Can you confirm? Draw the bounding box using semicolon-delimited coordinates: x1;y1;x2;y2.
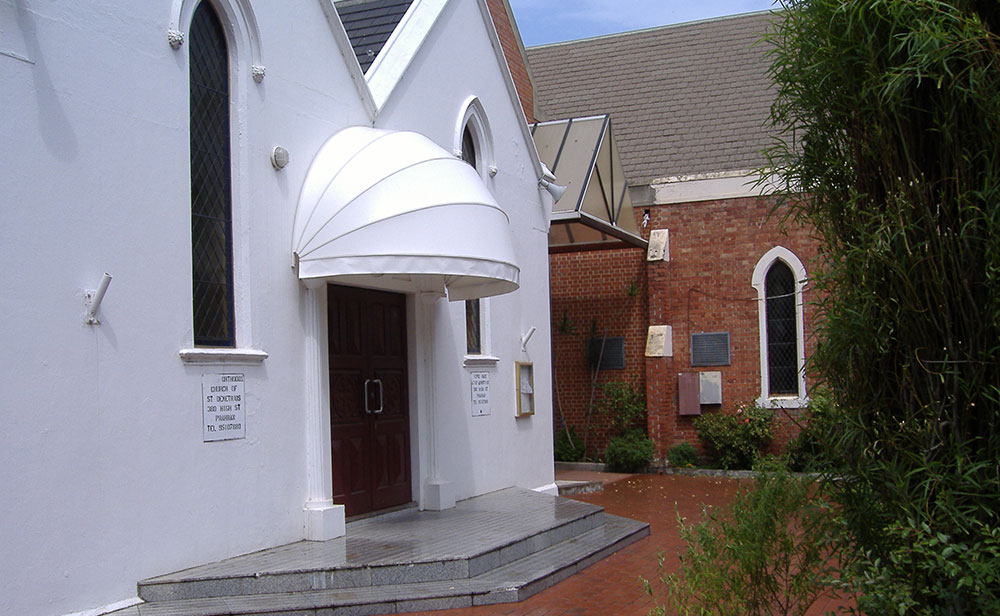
470;371;491;416
203;373;246;441
645;325;673;357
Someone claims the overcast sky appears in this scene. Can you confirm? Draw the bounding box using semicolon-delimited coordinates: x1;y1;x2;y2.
508;0;779;47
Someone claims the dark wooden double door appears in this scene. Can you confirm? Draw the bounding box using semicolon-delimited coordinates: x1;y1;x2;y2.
328;285;411;517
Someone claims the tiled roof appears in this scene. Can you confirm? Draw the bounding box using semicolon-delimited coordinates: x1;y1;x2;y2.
335;0;413;73
526;12;776;186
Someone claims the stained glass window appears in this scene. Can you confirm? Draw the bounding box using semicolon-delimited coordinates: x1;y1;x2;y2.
189;2;235;347
765;261;797;394
462;125;482;355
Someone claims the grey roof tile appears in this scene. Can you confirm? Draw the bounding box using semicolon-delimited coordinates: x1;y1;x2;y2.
527;12;778;184
335;0;413;73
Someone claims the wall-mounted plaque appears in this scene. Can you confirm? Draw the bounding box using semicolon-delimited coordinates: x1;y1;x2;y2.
203;373;245;442
647;229;670;261
645;325;673;357
471;371;491;416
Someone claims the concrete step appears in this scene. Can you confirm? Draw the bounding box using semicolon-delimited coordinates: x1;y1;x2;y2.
138;491;605;603
116;515;649;616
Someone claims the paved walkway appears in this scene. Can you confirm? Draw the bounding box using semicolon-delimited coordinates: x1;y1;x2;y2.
409;473;851;616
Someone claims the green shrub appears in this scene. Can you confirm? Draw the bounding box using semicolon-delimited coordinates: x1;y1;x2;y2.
782;391;839;473
765;1;1000;611
693;402;773;470
667;442;698;469
643;460;841;616
596;380;646;435
553;426;586;462
604;429;654;473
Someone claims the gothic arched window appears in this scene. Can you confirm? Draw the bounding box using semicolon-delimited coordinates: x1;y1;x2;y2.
189;1;235;347
765;261;797;395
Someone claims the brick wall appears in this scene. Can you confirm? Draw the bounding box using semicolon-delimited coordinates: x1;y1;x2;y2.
549;195;821;462
644;195;819;458
486;0;535;123
549;247;648;457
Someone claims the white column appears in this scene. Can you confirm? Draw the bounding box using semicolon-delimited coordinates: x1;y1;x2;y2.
302;280;345;540
419;291;455;510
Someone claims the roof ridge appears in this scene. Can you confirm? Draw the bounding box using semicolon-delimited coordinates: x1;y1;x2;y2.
525;9;775;50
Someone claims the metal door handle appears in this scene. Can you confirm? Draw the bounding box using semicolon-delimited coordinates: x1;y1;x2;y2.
364;379;384;414
372;379;383;414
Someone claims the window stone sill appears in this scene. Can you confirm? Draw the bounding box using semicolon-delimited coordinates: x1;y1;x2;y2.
757;395;808;410
180;348;269;365
463;354;500;368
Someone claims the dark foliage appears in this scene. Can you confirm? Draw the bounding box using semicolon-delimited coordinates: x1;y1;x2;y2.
604;429;655;473
765;1;1000;612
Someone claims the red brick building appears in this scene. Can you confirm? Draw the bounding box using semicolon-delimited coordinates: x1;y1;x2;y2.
524;12;821;460
487;5;819;461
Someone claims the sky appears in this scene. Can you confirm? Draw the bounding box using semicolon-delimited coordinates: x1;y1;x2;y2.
508;0;779;47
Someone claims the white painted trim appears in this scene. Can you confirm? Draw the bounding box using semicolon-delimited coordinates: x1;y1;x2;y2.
473;0;545;186
179;348;268;364
362;0;545;187
454;96;496;179
366;0;447;112
61;597;142;616
462;296;493;364
169;0;263;71
480;297;493;356
177;0;259;350
316;0;377;121
302;285;343;539
751;246;808;409
463;354;500;367
651;171;764;204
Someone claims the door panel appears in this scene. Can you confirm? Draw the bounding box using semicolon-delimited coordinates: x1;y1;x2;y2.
328;285;410;517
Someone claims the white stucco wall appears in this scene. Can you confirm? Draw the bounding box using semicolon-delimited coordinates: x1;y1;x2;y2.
373;0;554;502
0;1;553;615
0;2;369;615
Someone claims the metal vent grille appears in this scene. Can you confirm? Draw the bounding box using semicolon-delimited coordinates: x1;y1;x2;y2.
691;332;730;366
587;336;626;370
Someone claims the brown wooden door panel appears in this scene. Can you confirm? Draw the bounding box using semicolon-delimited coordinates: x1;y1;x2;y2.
372;426;410;510
331;429;369;513
328;284;410;517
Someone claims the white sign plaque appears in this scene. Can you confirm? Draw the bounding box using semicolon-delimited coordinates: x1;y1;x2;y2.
645;325;674;357
470;371;491;416
203;373;246;441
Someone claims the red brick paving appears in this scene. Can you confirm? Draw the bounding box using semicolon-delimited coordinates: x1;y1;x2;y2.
410;473;851;616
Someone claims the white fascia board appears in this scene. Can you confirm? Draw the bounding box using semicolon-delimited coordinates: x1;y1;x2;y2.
317;0;377;123
650;170;772;204
473;0;545;198
366;0;448;113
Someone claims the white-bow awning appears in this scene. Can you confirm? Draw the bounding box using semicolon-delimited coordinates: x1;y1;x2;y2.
293;127;519;301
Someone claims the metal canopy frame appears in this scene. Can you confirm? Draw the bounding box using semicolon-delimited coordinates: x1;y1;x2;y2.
530;115;647;252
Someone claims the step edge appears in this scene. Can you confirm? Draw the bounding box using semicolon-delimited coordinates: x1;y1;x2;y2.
128;519;649;615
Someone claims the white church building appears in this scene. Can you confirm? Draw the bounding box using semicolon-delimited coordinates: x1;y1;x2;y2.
0;1;558;614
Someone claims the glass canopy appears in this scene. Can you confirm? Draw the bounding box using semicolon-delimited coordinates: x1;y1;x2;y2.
530;115;646;252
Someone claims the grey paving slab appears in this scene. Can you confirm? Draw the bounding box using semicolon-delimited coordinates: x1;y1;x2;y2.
141;488;602;598
121;490;649;616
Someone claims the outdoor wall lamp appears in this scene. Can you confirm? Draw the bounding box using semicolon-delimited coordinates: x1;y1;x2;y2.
271;146;290;169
